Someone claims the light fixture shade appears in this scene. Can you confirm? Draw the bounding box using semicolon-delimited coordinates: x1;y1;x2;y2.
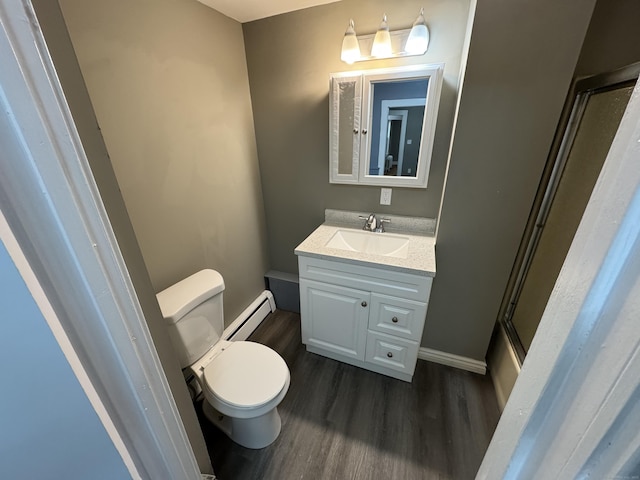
405;8;430;55
371;14;392;58
341;19;361;64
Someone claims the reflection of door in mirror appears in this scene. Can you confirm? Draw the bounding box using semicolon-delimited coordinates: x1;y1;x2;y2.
383;113;406;175
369;79;428;178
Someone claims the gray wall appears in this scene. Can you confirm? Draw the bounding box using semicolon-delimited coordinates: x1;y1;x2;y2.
427;0;596;360
575;0;640;77
0;241;130;479
243;0;471;274
39;0;613;375
486;0;640;410
33;1;212;473
245;0;597;361
58;0;270;325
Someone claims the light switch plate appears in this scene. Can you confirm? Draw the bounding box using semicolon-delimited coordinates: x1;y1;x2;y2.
380;188;392;205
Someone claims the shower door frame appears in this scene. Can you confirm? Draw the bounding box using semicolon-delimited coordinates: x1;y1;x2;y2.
499;62;640;364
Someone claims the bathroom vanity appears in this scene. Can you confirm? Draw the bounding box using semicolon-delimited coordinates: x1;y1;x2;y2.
295;210;436;382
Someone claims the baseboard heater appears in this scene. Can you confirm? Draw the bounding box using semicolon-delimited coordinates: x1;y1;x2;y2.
222;290;276;341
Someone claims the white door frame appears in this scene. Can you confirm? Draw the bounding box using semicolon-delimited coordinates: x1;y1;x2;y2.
0;1;201;478
478;78;640;477
389;112;407;175
377;98;423;176
380;110;408;173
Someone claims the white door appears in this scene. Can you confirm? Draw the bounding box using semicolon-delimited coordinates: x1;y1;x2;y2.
300;279;369;361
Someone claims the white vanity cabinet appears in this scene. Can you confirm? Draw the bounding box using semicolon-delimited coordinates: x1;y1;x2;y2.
298;255;433;382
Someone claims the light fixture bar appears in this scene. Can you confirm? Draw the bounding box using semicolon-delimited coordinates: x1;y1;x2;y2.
340;10;430;63
349;29;420;63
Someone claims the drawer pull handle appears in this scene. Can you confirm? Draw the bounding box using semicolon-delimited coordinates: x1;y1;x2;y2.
361;301;368;307
392;316;398;323
387;352;393;358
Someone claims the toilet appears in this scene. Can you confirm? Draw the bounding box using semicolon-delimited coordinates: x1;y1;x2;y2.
156;269;290;449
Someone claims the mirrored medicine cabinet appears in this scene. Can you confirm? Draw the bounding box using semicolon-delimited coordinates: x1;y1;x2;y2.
329;64;444;188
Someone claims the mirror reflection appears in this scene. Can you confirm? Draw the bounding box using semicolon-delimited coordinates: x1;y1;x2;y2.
368;79;428;178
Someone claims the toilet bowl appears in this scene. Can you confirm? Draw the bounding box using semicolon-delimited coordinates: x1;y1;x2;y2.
190;340;290;449
156;269;290;449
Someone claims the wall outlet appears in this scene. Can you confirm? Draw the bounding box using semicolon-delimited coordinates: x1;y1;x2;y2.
380;188;392;205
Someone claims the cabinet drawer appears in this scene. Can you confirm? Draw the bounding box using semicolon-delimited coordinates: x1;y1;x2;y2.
369;293;427;341
298;256;432;302
365;331;419;375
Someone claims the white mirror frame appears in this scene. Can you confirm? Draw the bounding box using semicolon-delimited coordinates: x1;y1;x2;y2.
329;64;444;188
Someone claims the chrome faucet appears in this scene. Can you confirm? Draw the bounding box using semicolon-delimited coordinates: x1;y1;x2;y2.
361;213;377;231
359;214;391;233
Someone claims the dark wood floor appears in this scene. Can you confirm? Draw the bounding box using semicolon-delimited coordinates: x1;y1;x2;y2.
199;310;500;480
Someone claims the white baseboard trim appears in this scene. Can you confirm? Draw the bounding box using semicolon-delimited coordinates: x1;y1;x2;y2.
418;347;487;375
222;290;276;341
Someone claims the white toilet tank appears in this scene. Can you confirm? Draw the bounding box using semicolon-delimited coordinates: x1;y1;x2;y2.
156;269;225;368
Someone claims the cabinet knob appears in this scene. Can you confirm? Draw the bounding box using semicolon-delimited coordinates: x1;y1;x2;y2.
387;352;393;358
353;128;359;134
392;316;398;323
361;301;368;307
362;129;368;134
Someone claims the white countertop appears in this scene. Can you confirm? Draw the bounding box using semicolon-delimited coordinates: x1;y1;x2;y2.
294;223;436;277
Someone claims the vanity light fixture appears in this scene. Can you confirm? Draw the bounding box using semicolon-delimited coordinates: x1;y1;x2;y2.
341;19;361;64
405;8;430;54
340;9;430;64
371;14;392;58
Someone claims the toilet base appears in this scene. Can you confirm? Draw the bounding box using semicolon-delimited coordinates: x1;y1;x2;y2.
202;400;282;449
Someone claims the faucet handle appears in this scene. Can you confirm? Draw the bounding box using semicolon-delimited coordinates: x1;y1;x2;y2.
374;218;391;233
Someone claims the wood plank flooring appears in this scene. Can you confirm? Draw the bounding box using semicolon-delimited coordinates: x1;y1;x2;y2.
199;310;500;480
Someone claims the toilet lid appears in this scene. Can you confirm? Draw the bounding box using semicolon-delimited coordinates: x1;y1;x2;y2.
203;341;289;409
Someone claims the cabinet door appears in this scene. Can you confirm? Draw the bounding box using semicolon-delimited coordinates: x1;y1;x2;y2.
329;74;362;184
300;279;369;361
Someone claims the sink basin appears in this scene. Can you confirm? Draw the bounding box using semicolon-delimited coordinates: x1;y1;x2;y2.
325;229;410;259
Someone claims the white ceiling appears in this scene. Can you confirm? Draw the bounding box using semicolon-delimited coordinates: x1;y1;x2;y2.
196;0;342;23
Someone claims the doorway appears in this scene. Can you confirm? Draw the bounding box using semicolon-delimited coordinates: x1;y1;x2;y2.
383;111;408;175
501;64;639;361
